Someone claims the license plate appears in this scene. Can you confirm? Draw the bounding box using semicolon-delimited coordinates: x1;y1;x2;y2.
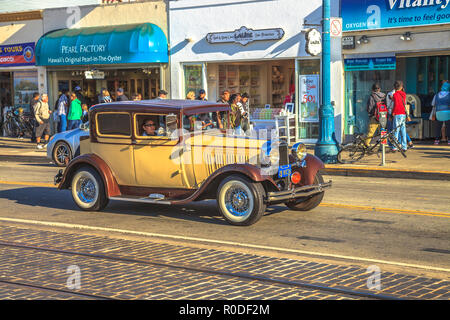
278;164;291;178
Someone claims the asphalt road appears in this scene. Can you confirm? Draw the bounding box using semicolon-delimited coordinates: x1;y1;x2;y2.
0;157;449;279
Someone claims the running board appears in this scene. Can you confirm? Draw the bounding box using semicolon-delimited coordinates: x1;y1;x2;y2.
109;196;172;205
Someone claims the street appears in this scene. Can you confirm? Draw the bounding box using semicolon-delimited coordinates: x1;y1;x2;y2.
0;144;448;300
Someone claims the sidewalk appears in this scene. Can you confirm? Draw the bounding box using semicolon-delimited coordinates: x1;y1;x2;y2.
0;137;449;180
309;142;450;181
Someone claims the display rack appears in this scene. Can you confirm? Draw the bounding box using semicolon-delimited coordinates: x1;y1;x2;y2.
218;65;262;107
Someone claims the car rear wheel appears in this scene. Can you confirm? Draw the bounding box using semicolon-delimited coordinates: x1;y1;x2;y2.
71;166;108;211
217;175;266;226
285;172;325;211
53;141;72;167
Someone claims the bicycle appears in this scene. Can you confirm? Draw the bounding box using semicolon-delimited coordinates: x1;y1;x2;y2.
337;125;407;164
2;107;35;138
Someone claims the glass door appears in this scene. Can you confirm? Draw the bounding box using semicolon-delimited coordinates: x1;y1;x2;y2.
183;63;206;98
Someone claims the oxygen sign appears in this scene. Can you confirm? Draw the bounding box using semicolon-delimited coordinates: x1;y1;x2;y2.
342;0;450;31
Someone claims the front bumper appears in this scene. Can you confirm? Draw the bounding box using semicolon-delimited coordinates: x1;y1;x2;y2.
266;180;332;203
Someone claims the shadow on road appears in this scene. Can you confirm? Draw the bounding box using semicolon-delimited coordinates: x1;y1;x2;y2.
0;186;254;226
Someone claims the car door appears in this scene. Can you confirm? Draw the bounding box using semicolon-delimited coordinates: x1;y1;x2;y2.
91;111;135;186
132;112;188;188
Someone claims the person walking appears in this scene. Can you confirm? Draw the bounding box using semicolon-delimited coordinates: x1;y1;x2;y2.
29;92;40;142
217;90;230;104
431;81;450;145
33;93;52;149
196;89;207;101
229;94;242;133
67;93;82;131
157;89;168;99
391;81;408;151
116;88;129;101
99;89;112;103
365;83;386;146
186;91;195;100
56;90;69;133
74;86;85;105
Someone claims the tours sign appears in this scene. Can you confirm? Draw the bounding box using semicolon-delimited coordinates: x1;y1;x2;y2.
0;42;35;67
342;0;450;31
206;26;285;46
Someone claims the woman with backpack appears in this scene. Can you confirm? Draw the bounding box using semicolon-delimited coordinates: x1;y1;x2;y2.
365;83;386;146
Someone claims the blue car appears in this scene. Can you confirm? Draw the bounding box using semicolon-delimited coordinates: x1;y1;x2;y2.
46;123;89;166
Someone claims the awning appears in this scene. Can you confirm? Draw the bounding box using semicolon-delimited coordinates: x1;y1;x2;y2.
36;23;168;66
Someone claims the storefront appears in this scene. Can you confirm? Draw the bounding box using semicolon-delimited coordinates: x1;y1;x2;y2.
0;11;44;116
36;23;168;106
341;0;450;140
169;0;342;144
38;0;170;107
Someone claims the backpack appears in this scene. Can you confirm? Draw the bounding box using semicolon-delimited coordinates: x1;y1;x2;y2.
375;101;388;128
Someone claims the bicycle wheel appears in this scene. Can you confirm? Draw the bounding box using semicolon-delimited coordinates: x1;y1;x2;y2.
389;136;407;158
337;143;365;164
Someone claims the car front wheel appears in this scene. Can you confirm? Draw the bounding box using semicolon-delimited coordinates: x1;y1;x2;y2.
53;141;72;166
217;175;266;226
285;172;325;211
71;166;108;211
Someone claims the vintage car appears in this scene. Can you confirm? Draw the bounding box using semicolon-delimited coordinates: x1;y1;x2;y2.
55;100;331;226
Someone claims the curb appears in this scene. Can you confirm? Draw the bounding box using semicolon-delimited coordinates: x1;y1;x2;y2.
323;166;450;181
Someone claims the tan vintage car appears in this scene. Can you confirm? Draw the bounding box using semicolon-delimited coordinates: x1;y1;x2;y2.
55;100;331;226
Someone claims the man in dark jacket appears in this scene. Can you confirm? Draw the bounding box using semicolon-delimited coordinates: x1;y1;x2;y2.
116;88;129;101
365;83;386;146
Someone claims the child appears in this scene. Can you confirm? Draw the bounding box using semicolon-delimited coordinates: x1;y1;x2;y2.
81;104;89;123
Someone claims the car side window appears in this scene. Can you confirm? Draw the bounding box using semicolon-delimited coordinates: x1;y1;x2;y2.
135;113;179;138
97;113;131;137
183;111;227;132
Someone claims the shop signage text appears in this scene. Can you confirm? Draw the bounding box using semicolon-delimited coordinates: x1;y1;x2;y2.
0;42;35;67
342;0;450;31
206;26;284;46
344;56;396;71
299;74;320;123
61;44;107;54
305;29;322;56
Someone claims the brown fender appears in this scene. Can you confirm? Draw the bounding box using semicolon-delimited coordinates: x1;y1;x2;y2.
172;163;279;204
58;154;121;197
296;154;325;186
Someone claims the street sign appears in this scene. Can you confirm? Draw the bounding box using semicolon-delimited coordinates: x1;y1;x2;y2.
342;36;355;49
305;28;321;56
330;18;342;37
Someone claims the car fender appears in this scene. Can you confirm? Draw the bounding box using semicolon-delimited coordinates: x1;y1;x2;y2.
296;154;325;185
58;153;121;197
173;163;279;204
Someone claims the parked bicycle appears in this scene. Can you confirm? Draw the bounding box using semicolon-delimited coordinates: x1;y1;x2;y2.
2;107;35;138
338;126;406;164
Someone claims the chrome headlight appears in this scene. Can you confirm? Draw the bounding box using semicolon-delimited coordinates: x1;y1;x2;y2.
292;142;307;161
260;141;280;166
269;148;280;164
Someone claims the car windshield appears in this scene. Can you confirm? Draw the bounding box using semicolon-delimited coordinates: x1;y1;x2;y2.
183;111;228;132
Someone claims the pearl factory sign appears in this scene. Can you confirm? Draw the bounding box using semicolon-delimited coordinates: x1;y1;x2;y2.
206;26;285;46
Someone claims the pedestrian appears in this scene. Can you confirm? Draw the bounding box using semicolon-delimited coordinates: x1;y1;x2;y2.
157;89;168;99
391;81;408;151
100;89;112;103
137;93;142;101
74;86;85;105
431;81;450;145
81;104;89;123
116;88;129;101
196;89;207;101
56;90;69;133
229;93;242;133
67;93;82;131
240;92;250;132
33;93;52;149
217;90;230;104
132;93;140;101
29;92;40;142
186;91;195;100
365;83;386;146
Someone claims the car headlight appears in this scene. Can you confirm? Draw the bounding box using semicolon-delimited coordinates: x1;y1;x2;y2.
260;141;280;166
292;142;307;161
269;148;280;164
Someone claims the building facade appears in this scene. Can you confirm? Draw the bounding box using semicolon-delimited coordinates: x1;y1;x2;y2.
169;0;343;143
341;0;450;140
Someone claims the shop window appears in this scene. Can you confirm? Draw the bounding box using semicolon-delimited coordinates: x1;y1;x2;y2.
97;113;131;137
297;59;320;140
184;64;204;97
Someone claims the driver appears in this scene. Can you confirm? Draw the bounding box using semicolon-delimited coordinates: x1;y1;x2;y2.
142;118;157;136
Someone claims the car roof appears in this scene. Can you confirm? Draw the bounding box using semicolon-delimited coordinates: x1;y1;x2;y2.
90;99;230;115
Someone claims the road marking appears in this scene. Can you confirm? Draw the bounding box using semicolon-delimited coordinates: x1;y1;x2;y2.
0;216;448;273
0;180;449;218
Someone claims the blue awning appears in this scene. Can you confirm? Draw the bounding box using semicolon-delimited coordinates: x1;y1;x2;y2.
36;23;168;66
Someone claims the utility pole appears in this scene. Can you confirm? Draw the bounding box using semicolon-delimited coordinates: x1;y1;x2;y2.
314;0;339;163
